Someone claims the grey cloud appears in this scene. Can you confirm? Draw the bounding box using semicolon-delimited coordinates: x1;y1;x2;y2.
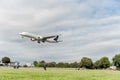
0;0;120;63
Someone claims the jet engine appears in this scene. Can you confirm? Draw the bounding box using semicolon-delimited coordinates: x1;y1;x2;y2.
31;38;36;41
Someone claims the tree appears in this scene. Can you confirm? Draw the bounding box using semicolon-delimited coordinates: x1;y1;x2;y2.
56;62;66;68
63;63;70;68
80;57;93;69
99;57;110;69
23;64;28;68
70;62;79;68
33;61;38;67
94;60;101;69
113;54;120;67
38;60;46;67
2;57;10;65
47;62;56;67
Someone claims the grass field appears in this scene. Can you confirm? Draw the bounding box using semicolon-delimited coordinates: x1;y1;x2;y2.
0;67;119;80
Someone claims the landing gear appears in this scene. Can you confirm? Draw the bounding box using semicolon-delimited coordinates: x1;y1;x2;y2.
38;41;40;43
37;37;40;43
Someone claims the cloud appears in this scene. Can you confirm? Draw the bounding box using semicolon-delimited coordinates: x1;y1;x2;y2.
0;0;120;63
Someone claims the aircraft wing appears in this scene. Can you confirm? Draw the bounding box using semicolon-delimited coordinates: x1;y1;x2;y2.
42;34;61;39
43;36;56;39
42;35;57;42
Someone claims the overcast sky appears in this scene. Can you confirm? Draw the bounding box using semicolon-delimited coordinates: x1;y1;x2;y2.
0;0;120;63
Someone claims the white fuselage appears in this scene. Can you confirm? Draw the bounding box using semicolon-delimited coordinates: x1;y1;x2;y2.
19;32;61;43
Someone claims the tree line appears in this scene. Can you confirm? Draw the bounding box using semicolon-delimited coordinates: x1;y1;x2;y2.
33;54;120;69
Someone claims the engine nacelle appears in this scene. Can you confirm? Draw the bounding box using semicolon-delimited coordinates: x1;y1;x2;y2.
31;38;36;41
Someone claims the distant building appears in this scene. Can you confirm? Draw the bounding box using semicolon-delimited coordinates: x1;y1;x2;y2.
110;66;116;70
9;61;19;67
107;66;116;70
25;63;34;67
20;63;34;68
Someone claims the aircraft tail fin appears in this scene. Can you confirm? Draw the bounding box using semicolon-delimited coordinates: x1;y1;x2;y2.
54;35;59;42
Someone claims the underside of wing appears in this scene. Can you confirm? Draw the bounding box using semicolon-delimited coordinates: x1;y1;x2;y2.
43;36;56;39
42;36;56;42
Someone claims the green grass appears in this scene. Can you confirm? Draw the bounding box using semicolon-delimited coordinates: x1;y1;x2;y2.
0;67;119;80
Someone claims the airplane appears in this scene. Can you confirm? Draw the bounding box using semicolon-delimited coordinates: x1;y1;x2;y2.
19;32;62;43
